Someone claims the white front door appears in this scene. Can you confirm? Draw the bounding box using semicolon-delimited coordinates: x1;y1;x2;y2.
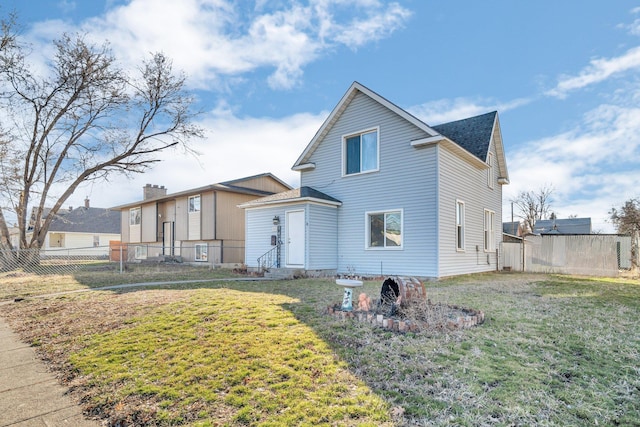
286;210;305;266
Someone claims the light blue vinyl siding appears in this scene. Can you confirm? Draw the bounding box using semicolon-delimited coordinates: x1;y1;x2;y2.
438;140;502;276
307;204;338;269
245;206;288;268
245;203;338;270
301;91;439;277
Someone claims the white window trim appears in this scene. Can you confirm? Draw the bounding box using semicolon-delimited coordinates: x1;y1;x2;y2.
456;200;465;252
135;245;147;259
484;209;495;252
195;243;208;261
188;195;201;213
342;126;380;177
487;152;494;189
364;208;404;250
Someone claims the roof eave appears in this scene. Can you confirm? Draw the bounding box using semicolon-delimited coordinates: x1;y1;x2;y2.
240;196;342;209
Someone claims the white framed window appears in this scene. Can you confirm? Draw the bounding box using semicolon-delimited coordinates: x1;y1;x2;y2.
135;245;147;259
195;243;208;261
343;127;379;176
456;200;465;251
93;235;100;247
484;209;495;251
130;207;141;225
487;152;494;189
188;195;201;213
366;209;403;249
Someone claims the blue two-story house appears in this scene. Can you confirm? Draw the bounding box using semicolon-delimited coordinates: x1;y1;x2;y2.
241;82;509;278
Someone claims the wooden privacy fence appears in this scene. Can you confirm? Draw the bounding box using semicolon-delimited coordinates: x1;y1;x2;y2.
500;234;633;277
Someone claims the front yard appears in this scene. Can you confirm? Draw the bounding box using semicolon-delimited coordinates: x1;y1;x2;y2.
0;270;638;426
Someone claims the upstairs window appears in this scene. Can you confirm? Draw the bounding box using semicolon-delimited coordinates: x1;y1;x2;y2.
189;195;201;212
344;128;379;175
130;207;141;225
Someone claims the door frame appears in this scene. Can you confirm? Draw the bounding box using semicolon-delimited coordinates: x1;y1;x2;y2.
163;221;174;255
285;209;305;267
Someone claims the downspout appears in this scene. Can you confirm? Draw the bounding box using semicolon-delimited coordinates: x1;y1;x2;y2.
435;144;440;278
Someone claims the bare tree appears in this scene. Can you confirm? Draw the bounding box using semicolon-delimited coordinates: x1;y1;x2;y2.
609;198;640;235
0;15;203;264
511;185;554;233
609;198;640;270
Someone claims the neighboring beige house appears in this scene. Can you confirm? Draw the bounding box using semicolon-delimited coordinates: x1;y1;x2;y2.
32;199;121;256
113;173;291;265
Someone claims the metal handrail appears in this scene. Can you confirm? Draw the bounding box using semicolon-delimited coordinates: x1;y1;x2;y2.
257;245;278;273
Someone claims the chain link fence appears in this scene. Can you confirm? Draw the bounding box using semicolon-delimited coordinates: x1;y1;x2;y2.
0;242;246;277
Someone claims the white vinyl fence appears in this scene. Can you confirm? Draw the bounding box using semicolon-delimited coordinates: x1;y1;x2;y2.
500;234;634;277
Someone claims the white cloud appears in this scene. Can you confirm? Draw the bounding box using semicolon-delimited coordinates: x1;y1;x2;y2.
503;102;640;232
68;108;327;209
408;97;531;125
23;0;411;90
546;46;640;99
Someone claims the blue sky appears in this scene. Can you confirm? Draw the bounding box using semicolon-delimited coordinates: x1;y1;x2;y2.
5;0;640;232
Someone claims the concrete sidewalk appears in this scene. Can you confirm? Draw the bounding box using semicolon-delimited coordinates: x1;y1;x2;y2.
0;318;101;427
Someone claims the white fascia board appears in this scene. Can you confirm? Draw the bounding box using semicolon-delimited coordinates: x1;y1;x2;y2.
240;197;342;209
410;135;447;147
291;163;315;172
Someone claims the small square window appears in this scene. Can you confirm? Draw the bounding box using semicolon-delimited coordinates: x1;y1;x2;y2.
195;243;208;261
366;210;402;249
135;245;147;259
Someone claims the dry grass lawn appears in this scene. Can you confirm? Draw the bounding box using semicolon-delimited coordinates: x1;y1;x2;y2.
1;268;639;426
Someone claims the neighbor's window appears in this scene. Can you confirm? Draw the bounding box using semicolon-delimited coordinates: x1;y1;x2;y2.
484;209;495;251
487;152;494;189
367;210;402;249
195;243;208;261
344;128;379;175
135;245;147;259
456;201;465;251
130;207;141;225
93;235;100;247
189;195;201;212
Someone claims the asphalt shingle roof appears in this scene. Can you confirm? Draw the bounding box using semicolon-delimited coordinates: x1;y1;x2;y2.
241;186;341;207
432;111;497;161
48;207;121;234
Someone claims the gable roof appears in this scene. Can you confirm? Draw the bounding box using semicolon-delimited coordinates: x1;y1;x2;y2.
432;112;497;161
533;218;592;235
48;207;121;234
292;81;509;183
111;173;292;210
239;186;342;208
293;81;446;170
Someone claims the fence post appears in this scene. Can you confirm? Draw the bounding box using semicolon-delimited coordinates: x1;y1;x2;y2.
119;244;123;274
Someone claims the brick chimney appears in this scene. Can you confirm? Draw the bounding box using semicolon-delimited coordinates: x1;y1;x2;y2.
143;184;167;200
84;198;90;208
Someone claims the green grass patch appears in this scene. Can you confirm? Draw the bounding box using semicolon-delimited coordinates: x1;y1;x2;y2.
69;288;390;425
1;271;639;425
